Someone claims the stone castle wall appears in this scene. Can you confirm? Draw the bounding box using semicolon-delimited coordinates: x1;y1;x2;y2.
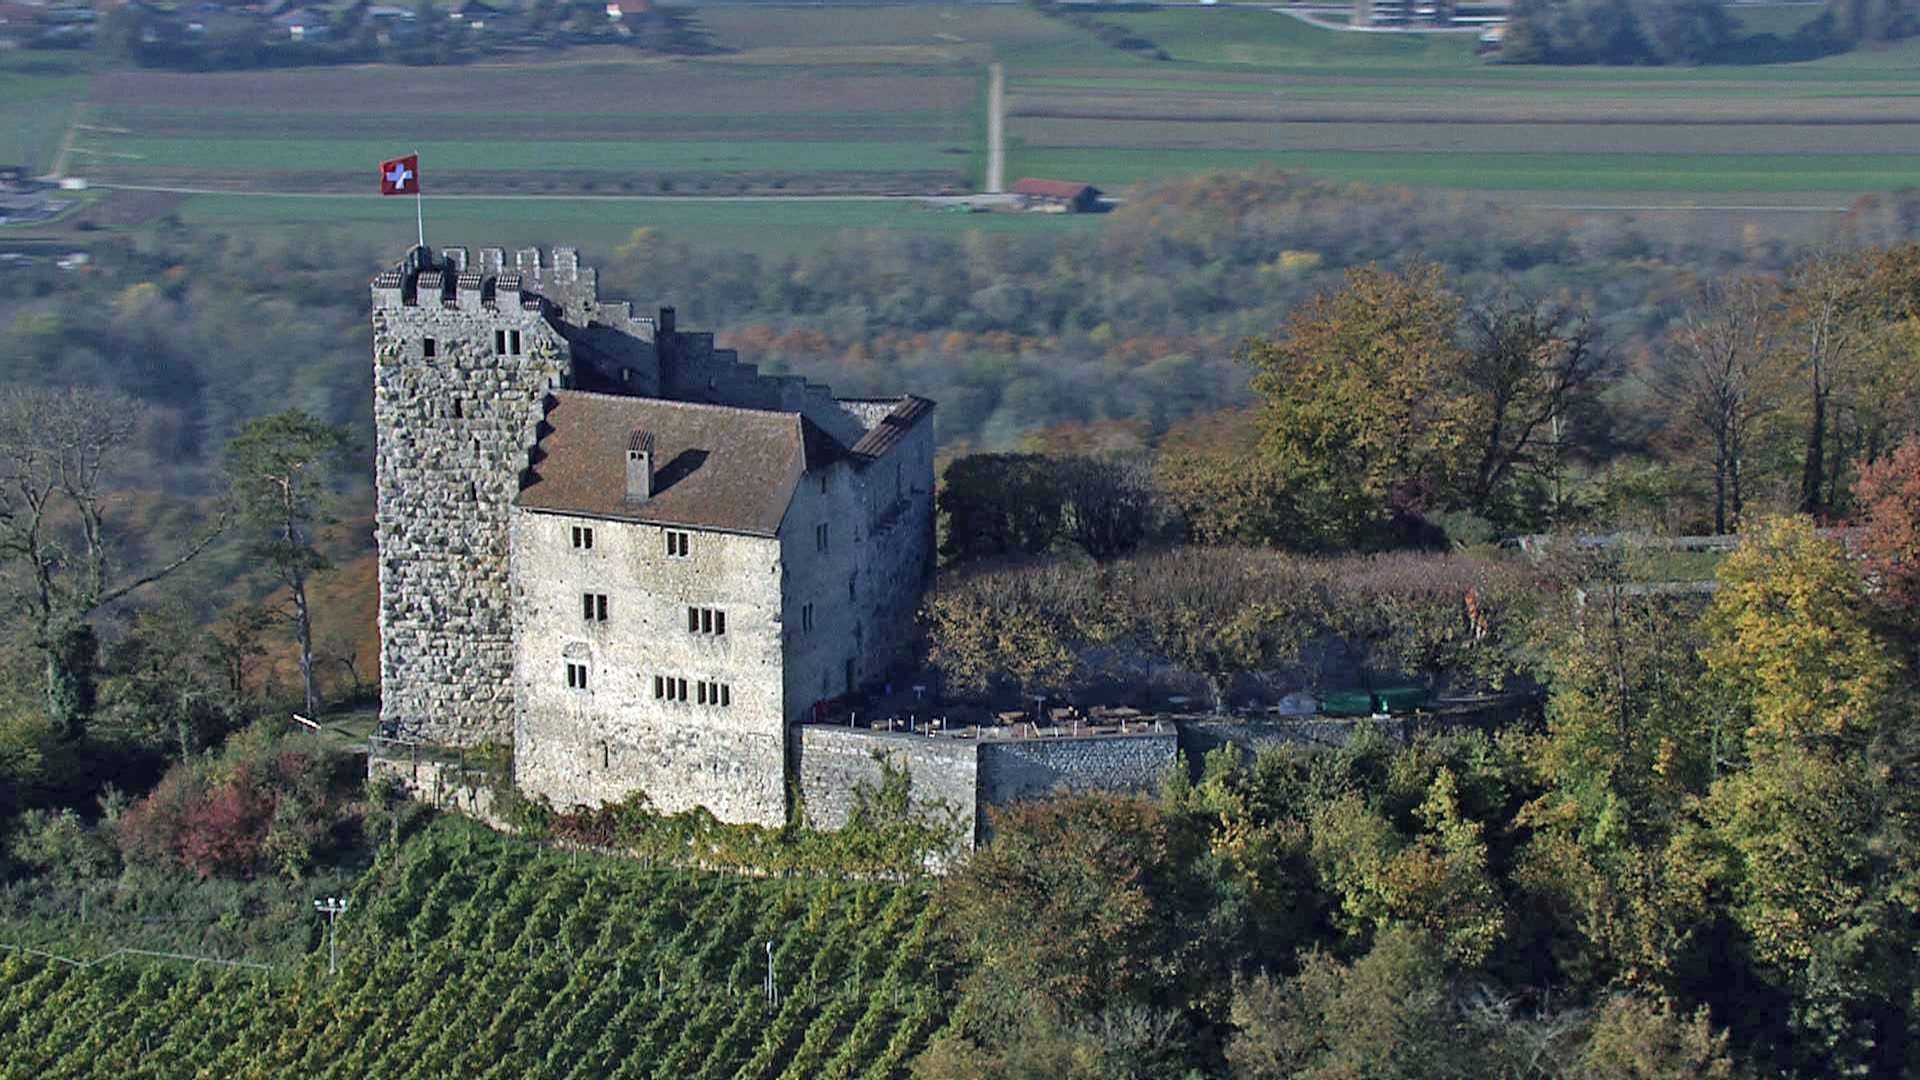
792;725;980;840
791;726;1177;847
511;512;790;826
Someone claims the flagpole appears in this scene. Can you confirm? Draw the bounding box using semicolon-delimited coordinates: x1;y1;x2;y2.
414;148;425;250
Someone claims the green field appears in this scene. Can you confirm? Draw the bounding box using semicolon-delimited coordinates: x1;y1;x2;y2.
11;3;1920;251
169;193;1101;257
0;818;956;1080
0;53;91;175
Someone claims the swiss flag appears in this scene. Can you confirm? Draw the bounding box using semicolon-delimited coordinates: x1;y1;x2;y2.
380;155;420;196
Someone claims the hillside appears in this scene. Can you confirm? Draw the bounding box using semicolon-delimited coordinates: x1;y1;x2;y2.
0;819;956;1080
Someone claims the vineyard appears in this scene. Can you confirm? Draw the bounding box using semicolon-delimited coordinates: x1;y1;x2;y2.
0;819;959;1080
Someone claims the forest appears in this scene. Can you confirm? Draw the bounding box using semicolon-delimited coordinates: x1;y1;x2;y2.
0;167;1918;1077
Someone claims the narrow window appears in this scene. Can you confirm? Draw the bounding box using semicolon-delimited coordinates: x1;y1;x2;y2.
665;530;689;558
816;523;829;552
570;526;594;551
423;337;437;358
818;474;827;495
720;685;730;707
654;675;664;699
701;608;713;634
677;677;687;701
714;611;725;636
596;594;608;621
494;329;506;355
688;606;699;633
601;742;609;768
802;603;814;632
565;662;588;690
583;593;593;620
697;681;707;705
510;329;522;355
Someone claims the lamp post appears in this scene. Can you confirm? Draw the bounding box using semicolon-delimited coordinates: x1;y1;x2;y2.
314;897;349;976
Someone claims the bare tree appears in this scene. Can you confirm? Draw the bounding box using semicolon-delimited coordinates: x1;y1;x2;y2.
1657;276;1780;534
1458;295;1605;524
0;388;224;738
1782;253;1877;518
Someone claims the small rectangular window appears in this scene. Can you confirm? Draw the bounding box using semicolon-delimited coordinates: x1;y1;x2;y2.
715;611;725;636
665;530;690;558
816;523;829;553
697;681;707;705
510;330;522;355
802;603;814;632
570;526;594;551
720;685;730;707
688;606;699;633
423;337;437;358
654;675;664;699
701;608;713;634
677;678;687;701
494;329;507;355
596;595;608;621
565;662;588;690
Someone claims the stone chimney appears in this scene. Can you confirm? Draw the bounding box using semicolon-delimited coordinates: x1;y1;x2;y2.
626;430;655;502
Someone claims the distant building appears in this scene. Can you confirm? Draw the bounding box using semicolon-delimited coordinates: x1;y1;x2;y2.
1009;178;1103;213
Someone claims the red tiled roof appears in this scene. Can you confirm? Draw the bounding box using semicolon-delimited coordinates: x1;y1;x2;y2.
849;395;934;461
1010;178;1096;200
518;391;833;536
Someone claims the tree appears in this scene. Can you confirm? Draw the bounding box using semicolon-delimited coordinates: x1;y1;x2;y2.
1578;993;1739;1079
1778;254;1879;518
1657;277;1781;534
1701;515;1898;751
1242;262;1472;550
939;797;1201;1020
1854;438;1920;629
1226;928;1489;1080
1458;294;1604;528
224;410;350;721
0;388;223;739
1698;515;1915;1075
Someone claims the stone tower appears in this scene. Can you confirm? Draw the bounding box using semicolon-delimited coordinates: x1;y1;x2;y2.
372;246;577;746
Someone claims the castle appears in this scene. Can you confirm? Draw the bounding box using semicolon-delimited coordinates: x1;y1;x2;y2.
372;245;935;827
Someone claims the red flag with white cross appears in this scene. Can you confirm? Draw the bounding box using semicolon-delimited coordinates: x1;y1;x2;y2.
379;155;420;196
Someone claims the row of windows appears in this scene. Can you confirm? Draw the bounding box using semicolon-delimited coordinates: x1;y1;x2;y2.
571;526;693;558
655;675;731;707
563;667;731;706
419;331;524;359
577;594;729;634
